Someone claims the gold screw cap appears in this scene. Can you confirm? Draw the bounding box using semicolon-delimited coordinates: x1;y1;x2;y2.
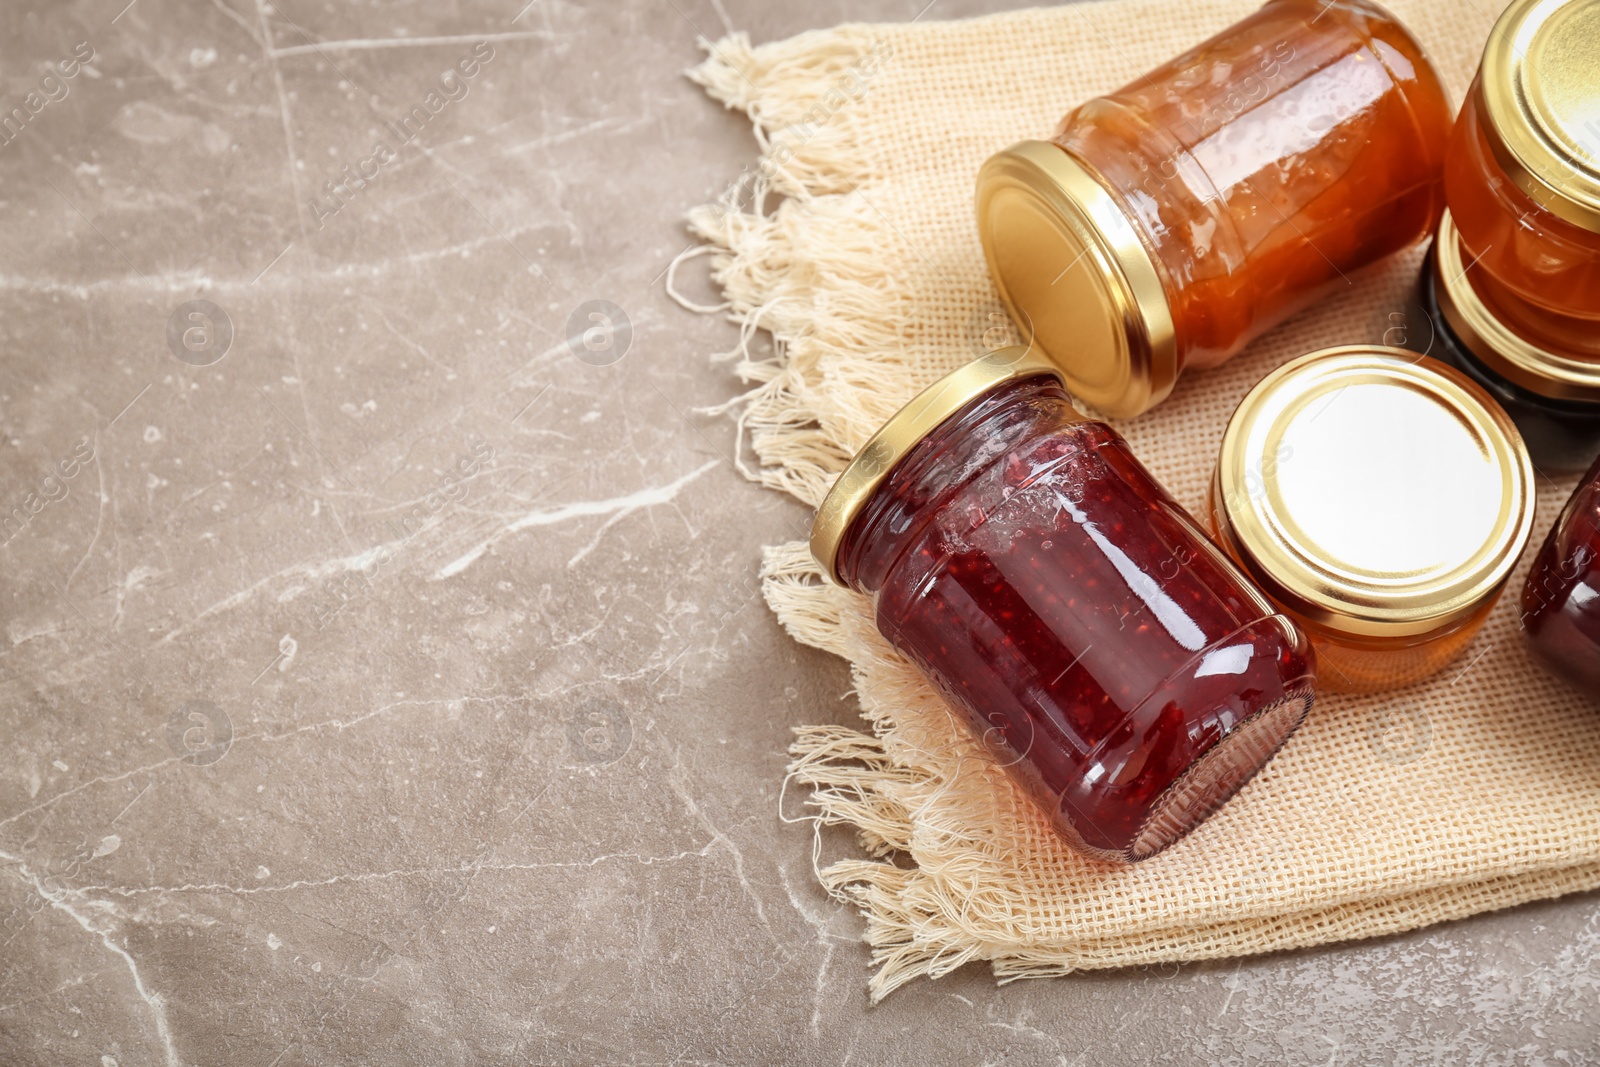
976;140;1177;419
1214;346;1536;640
1478;0;1600;232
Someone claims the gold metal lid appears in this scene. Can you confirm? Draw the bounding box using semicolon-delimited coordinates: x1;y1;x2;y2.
810;346;1065;585
975;140;1177;419
1478;0;1600;233
1213;346;1536;640
1433;209;1600;403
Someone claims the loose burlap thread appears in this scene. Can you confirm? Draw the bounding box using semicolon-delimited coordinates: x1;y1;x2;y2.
684;0;1600;1000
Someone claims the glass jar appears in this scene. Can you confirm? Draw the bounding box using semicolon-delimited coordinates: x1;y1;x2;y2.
976;0;1451;418
1423;222;1600;472
811;348;1317;863
1442;0;1600;354
1426;0;1600;471
1522;454;1600;696
1211;346;1536;693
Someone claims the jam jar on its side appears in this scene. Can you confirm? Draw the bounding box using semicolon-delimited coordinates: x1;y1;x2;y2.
1211;346;1536;694
811;348;1316;863
1522;454;1600;697
976;0;1451;418
1424;0;1600;472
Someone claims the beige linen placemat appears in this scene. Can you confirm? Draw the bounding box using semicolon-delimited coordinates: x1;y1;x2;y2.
683;0;1600;1000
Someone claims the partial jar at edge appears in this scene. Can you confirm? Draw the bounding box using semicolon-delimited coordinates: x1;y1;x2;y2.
1425;0;1600;471
1210;346;1536;694
812;349;1316;864
1522;453;1600;698
977;0;1452;419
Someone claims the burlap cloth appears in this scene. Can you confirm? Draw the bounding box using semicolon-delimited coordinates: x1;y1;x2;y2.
683;0;1600;1000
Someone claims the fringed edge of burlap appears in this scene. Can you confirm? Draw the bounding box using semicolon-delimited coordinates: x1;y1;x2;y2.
684;26;1600;1003
687;28;1046;999
684;27;912;508
763;543;1600;1001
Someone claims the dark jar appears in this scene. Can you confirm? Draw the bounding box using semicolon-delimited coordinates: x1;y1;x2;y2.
1522;454;1600;697
810;348;1317;863
1423;227;1600;472
976;0;1451;418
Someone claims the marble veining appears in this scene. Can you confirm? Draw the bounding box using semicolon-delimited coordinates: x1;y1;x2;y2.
1;0;1597;1064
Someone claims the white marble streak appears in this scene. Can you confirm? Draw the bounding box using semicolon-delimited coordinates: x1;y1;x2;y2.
269;31;557;57
154;543;404;646
0;849;179;1067
432;460;719;579
68;848;715;900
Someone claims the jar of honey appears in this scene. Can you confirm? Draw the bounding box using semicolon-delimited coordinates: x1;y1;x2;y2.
1211;346;1536;693
811;347;1316;863
1522;453;1600;697
976;0;1452;419
1425;0;1600;471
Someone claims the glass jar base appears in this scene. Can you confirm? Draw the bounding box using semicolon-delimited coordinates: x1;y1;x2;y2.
1129;686;1313;862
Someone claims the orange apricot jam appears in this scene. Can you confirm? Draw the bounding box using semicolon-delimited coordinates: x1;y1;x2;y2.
978;0;1451;418
1437;0;1600;364
1281;594;1500;694
1211;347;1536;695
1445;86;1600;358
1424;0;1600;471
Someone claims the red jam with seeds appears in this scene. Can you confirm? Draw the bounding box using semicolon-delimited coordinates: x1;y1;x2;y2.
831;373;1316;862
1523;456;1600;697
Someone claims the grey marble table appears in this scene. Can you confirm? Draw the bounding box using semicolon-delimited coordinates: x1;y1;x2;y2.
1;1;1596;1064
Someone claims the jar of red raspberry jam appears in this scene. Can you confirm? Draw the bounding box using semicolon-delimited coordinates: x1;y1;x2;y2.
810;348;1317;863
1425;0;1600;471
1522;454;1600;697
1211;346;1536;693
976;0;1451;418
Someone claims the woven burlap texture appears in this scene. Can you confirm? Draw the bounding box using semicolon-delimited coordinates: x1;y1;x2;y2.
684;0;1600;1000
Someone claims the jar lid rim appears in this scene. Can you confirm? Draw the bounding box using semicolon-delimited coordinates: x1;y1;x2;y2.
1213;345;1537;640
975;140;1178;419
1432;211;1600;403
809;347;1064;585
1478;0;1600;233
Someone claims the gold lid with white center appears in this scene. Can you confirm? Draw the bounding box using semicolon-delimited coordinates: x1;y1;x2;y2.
1213;346;1536;639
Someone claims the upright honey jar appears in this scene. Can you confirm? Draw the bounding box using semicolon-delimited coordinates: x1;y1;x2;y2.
1211;346;1536;693
976;0;1452;418
1425;0;1600;471
811;347;1316;863
1522;453;1600;697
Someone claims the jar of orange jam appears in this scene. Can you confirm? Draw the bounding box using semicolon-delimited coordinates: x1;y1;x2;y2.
977;0;1452;418
1425;0;1600;470
1210;346;1536;693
